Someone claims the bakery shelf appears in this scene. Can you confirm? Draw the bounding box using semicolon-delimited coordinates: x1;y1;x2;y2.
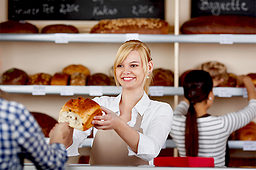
0;85;249;97
79;138;256;150
1;33;256;44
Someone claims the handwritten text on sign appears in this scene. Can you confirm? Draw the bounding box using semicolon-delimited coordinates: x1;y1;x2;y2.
8;0;165;20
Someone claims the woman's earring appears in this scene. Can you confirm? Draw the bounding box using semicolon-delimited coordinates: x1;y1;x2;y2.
209;97;212;100
146;75;150;79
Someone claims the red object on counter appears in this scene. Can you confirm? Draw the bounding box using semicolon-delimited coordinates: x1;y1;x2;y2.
154;156;214;167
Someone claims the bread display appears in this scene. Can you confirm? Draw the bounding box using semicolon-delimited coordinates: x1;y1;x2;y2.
41;24;79;33
27;73;52;85
87;73;111;86
50;72;69;85
30;112;58;137
70;72;86;86
180;15;256;34
0;20;39;33
63;64;90;77
1;68;29;85
151;68;174;86
90;18;171;34
58;97;102;131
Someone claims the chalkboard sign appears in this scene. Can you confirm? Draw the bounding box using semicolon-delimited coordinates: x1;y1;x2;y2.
191;0;256;17
8;0;165;20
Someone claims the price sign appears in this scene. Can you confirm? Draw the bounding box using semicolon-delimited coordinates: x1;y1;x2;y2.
243;141;256;151
32;85;46;95
214;88;232;97
60;87;74;96
220;34;234;44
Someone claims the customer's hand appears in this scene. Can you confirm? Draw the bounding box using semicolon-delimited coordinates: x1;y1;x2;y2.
49;122;73;148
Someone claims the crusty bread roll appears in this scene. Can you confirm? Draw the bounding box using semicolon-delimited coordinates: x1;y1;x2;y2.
41;24;79;33
0;20;39;33
87;73;111;86
27;73;52;85
1;68;29;85
151;68;174;86
237;122;256;141
58;97;102;131
90;18;171;34
50;72;69;85
181;15;256;34
63;64;90;77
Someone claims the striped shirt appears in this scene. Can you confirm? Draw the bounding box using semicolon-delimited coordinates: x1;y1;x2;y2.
170;99;256;167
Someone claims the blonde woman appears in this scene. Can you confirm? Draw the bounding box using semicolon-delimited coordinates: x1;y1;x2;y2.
66;40;173;166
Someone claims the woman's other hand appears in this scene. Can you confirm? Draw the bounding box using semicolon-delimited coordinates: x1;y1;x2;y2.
92;106;120;130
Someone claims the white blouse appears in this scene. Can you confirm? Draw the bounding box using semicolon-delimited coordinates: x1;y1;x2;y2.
67;92;173;165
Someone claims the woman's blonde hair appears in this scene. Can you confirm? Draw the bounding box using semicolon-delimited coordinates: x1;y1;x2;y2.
113;40;153;94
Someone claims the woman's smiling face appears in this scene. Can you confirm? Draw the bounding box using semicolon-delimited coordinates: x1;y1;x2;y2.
115;50;146;90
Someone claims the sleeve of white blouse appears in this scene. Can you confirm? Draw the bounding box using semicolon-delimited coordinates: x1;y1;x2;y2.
222;99;256;134
128;103;173;161
14;106;67;170
174;101;189;115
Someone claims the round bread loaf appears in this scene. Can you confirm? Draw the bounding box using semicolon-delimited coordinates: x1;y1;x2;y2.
179;70;192;87
63;64;90;77
41;24;79;33
1;68;29;85
0;20;39;33
58;97;102;131
200;61;228;87
236;122;256;141
30;112;58;137
181;15;256;34
50;72;70;85
70;72;86;86
27;73;52;85
219;73;237;87
87;73;111;86
151;68;174;86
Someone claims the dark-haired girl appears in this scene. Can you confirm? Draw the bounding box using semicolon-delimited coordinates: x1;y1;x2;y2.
170;70;256;167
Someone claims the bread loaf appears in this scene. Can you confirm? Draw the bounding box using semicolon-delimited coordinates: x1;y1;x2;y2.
0;20;39;33
58;97;102;131
50;72;69;85
70;72;86;86
247;73;256;86
181;15;256;34
151;68;174;86
41;24;79;33
27;73;52;85
90;18;171;34
63;64;90;77
237;122;256;141
87;73;111;86
1;68;29;85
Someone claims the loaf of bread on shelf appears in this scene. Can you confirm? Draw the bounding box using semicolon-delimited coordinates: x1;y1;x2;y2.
41;24;79;33
58;97;102;131
90;18;171;34
50;72;70;85
200;61;228;87
151;68;174;86
31;111;58;137
218;72;237;87
179;70;192;86
27;73;52;85
87;73;111;86
0;20;39;33
1;68;29;85
235;122;256;141
180;15;256;34
70;72;86;86
63;64;90;77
